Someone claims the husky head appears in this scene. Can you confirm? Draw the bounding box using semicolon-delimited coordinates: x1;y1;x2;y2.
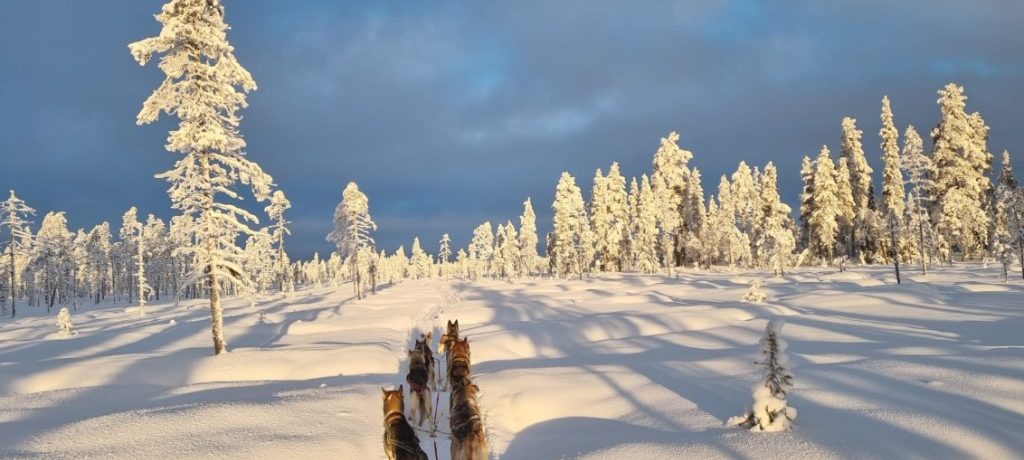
381;385;405;416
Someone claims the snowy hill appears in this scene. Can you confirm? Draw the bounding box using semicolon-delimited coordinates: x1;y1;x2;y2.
1;265;1022;459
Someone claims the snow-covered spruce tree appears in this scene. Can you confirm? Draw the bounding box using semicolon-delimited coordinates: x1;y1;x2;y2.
879;97;905;224
495;221;521;280
741;279;767;303
809;147;840;263
264;190;293;294
651;132;692;274
131;0;273;355
327;182;377;299
120;207;150;311
1;190;35;317
438;233;453;269
84;223;113;304
729;319;796;432
469;222;494;280
840;116;878;262
551;172;595;279
930;84;993;260
243;229;275;297
798;156;815;251
994;151;1022;280
633;175;660;274
834;157;856;263
410;237;432;280
56;307;76;337
900;126;934;274
682;168;707;267
519;198;540;276
756;163;795;276
717;175;751;269
30;212;74;312
591;163;630;272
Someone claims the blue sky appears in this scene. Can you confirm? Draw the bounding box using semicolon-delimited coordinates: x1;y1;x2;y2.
1;0;1021;258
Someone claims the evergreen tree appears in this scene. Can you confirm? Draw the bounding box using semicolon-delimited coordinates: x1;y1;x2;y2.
798;156;815;250
879;96;905;223
327;182;377;299
30;212;74;312
633;175;660;274
265;190;293;293
901;126;934;273
810;147;840;262
469;222;494;280
551;172;594;279
0;190;35;317
994;151;1023;280
729;319;797;432
930;83;993;259
834;157;856;260
756;163;796;276
131;0;273;355
519;198;539;276
438;233;452;265
591;163;629;272
651;132;692;273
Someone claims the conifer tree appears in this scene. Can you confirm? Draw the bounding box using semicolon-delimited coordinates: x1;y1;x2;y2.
834;157;856;260
519;198;539;276
756;163;796;276
551;172;594;279
798;156;815;250
438;233;452;265
0;190;35;317
879;97;905;223
930;84;993;259
327;182;377;299
900;126;934;273
633;175;660;274
810;147;840;262
131;0;273;355
265;190;293;293
994;151;1023;280
651;132;692;274
729;319;796;432
469;222;494;279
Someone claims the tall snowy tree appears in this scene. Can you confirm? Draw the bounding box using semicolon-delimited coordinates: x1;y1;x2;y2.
551;172;594;279
633;175;660;274
30;212;73;311
994;151;1023;280
131;0;274;355
264;190;292;294
798;156;815;251
495;221;521;280
810;147;840;262
840;117;876;261
438;233;452;265
327;182;377;299
834;157;856;260
756;163;796;276
0;190;35;317
519;198;539;276
900;126;934;274
651;132;692;274
930;83;993;260
879;97;905;223
591;163;629;272
469;222;494;280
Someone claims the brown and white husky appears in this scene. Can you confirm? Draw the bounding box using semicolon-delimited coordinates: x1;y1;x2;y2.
447;337;472;389
382;386;429;460
450;380;487;460
405;347;433;427
414;332;436;390
438;319;460;358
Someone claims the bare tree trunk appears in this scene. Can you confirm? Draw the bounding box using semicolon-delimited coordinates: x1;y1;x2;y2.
9;233;16;318
209;269;226;355
888;214;901;284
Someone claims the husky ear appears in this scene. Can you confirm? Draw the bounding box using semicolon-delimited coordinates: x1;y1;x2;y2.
398;384;404;393
408;349;414;356
382;387;387;395
454;319;459;328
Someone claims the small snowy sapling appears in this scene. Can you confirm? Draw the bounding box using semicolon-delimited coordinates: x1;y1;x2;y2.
728;318;797;432
56;307;76;337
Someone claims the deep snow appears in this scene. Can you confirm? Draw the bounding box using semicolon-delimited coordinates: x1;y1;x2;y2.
0;265;1022;459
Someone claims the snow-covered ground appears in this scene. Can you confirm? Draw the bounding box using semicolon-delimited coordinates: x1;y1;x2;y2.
1;265;1022;459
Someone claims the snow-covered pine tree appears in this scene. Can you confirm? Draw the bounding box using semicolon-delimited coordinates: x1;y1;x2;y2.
438;233;452;265
756;163;796;276
651;132;692;274
840;117;878;262
798;156;815;251
589;168;610;271
900;126;934;274
0;190;35;317
731;162;760;250
410;237;432;280
131;0;274;355
834;157;856;262
879;97;905;223
633;175;660;274
551;172;594;279
683;168;707;267
327;182;377;299
495;221;521;280
728;319;796;432
85;223;113;304
994;151;1022;280
30;212;74;312
264;190;293;294
469;222;494;280
591;163;629;272
717;175;752;269
56;307;75;337
810;147;840;263
518;198;540;276
930;84;993;260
